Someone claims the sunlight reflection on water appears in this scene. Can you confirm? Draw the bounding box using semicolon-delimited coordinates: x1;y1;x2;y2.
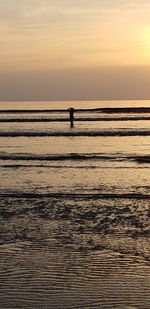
0;101;150;308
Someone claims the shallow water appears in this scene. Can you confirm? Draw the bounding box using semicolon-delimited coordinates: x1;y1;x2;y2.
0;100;150;308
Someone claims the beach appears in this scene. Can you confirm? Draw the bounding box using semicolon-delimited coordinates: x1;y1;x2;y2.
0;100;150;308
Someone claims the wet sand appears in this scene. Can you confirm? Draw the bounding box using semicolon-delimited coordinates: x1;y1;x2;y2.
0;100;150;308
0;196;150;308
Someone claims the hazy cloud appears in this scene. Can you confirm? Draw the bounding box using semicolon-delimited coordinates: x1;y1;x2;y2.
0;66;150;101
0;0;150;99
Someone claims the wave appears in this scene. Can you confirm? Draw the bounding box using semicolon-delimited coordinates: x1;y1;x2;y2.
0;192;150;199
134;156;150;163
0;163;99;168
0;109;67;114
0;130;150;137
1;116;150;122
0;107;150;114
1;164;147;170
0;153;125;161
0;153;150;163
0;192;149;200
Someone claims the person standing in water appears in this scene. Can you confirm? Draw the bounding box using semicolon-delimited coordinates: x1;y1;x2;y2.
68;108;75;127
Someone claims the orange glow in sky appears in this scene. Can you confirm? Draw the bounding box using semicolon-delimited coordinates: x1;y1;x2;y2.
0;0;150;71
0;0;150;100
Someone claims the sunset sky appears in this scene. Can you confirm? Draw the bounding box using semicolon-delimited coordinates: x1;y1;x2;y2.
0;0;150;100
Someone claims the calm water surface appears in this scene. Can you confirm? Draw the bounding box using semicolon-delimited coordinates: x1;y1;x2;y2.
0;100;150;308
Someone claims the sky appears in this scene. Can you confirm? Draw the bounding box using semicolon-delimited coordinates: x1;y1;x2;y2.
0;0;150;100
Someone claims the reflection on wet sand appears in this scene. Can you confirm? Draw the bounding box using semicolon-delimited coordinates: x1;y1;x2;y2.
0;242;149;309
0;101;150;308
0;196;150;308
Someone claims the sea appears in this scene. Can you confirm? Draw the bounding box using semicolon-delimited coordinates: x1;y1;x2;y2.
0;100;150;309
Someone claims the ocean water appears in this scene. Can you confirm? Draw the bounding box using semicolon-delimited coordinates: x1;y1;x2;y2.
0;100;150;309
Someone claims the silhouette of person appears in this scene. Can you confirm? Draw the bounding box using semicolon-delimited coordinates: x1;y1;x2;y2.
68;108;74;127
